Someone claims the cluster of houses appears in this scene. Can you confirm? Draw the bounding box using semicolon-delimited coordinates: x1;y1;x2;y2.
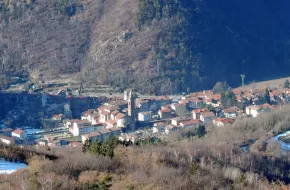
0;128;27;145
0;87;289;147
73;87;285;142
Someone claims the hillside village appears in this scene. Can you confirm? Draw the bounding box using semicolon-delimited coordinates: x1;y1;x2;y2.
0;84;289;148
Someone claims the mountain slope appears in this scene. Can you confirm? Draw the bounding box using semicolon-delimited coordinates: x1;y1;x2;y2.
1;0;290;94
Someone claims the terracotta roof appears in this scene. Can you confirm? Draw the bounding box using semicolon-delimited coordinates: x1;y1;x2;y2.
205;98;211;103
247;105;261;111
99;106;111;115
73;120;91;125
139;111;152;116
214;118;234;124
172;103;185;108
180;119;201;126
161;104;171;109
189;97;202;103
78;124;93;129
165;125;176;130
82;109;94;116
190;93;198;97
224;106;239;113
261;103;271;109
192;108;209;114
109;128;121;132
105;105;119;111
111;110;120;117
211;94;221;100
159;108;171;113
252;89;265;94
12;129;24;135
201;111;215;117
171;117;191;121
154;122;167;127
85;131;101;138
179;100;188;105
99;129;111;134
115;113;126;120
106;120;117;125
233;89;242;95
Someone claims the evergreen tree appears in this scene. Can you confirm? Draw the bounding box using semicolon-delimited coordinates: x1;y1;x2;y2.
90;141;102;155
284;79;290;88
196;125;206;138
264;88;271;104
100;136;119;158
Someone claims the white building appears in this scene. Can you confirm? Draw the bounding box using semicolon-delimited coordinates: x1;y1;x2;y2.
115;113;127;128
138;112;152;122
11;129;27;140
165;125;178;135
246;105;261;118
200;112;216;124
0;135;15;145
180;119;201;129
81;131;102;143
72;120;94;136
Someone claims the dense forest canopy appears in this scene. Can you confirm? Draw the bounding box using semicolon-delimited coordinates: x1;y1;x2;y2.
1;0;290;93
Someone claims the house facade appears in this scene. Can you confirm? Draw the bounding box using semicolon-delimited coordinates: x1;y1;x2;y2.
165;125;178;135
171;117;191;126
158;108;172;119
11;129;27;139
180;119;201;129
246;105;261;118
138;112;152;122
72;120;93;136
200;111;216;124
213;118;234;127
81;131;102;143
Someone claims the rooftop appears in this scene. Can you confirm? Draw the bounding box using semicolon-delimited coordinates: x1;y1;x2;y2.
115;113;126;120
12;129;24;135
165;125;176;130
106;120;117;125
201;111;215;117
180;119;201;126
99;129;111;134
85;131;101;138
73;120;91;125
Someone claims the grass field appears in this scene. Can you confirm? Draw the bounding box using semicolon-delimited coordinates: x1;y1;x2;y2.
236;76;290;90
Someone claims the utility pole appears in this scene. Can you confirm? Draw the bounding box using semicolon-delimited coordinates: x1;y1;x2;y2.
240;74;246;87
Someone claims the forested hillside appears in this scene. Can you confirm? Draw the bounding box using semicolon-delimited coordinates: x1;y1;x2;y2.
1;0;290;94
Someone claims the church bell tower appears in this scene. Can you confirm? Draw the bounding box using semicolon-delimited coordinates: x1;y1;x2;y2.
127;90;136;131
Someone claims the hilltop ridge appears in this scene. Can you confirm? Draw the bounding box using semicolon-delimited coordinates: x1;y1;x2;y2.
1;0;290;94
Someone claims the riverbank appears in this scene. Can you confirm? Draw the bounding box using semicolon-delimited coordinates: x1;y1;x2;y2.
273;130;290;151
0;158;27;174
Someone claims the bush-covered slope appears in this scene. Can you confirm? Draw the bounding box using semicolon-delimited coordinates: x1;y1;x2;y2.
1;0;290;94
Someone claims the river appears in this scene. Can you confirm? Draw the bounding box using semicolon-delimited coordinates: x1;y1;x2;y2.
273;130;290;151
0;158;27;174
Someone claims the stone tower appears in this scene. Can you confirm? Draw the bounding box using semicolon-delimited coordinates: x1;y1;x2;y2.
127;90;136;131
